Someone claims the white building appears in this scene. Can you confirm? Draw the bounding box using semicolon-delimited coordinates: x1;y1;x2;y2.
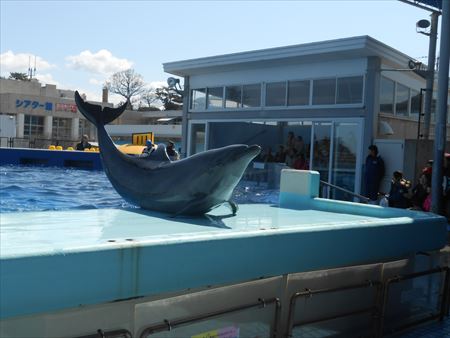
0;78;108;147
163;35;450;199
0;79;179;147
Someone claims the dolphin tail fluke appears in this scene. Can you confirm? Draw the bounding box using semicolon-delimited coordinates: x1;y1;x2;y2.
75;91;128;127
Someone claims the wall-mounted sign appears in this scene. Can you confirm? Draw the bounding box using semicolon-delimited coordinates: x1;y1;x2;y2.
16;99;53;111
56;103;77;113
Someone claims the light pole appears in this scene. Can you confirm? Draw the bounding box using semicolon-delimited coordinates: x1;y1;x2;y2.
421;12;439;140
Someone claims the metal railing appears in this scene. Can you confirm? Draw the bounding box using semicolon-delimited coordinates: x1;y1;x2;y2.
139;297;280;338
0;137;78;149
379;266;450;337
286;280;381;338
74;329;132;338
320;179;370;203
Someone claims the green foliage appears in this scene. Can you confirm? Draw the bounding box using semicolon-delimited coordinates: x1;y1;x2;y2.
9;72;29;81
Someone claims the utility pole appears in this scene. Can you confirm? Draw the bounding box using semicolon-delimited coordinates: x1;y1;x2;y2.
431;0;449;214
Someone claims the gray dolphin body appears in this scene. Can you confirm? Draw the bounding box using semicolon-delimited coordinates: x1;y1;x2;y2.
74;91;261;215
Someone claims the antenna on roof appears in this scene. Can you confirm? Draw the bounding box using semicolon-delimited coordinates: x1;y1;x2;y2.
27;55;37;80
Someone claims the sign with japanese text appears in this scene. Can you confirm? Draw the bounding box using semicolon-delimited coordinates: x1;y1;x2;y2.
15;99;53;111
56;103;78;113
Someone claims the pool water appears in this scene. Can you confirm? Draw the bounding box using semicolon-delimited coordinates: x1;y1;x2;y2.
0;165;279;213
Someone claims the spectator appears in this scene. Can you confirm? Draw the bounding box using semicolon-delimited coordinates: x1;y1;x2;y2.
286;131;295;150
76;134;92;151
293;153;309;170
294;135;305;155
364;145;385;204
141;139;155;156
410;173;431;210
166;140;180;161
388;171;411;209
262;147;275;163
275;145;286;163
285;147;297;167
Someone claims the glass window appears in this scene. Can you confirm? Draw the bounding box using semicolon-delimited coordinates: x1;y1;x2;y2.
207;87;223;109
311;122;332;189
288;80;310;106
380;77;394;114
336;76;363;104
52;117;72;140
225;86;242;108
79;119;92;138
189;123;206;155
190;89;206;110
265;82;286;106
410;89;421;118
242;84;261;108
312;79;336;105
331;122;358;201
23;115;44;138
396;83;409;116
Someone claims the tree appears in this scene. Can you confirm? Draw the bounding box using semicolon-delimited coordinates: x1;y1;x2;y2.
155;86;183;110
139;88;160;110
9;72;29;81
105;69;145;109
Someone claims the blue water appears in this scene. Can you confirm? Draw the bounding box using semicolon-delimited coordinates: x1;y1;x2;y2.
0;165;279;213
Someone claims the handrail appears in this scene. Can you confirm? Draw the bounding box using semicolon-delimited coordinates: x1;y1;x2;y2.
139;297;280;338
74;328;132;338
320;180;370;203
286;280;381;338
378;266;450;336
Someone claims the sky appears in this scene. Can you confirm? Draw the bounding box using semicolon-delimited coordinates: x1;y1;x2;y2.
0;0;442;105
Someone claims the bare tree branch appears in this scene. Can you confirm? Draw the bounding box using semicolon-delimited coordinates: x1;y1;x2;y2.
105;69;145;109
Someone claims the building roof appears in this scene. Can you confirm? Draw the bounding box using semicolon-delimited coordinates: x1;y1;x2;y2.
163;35;416;77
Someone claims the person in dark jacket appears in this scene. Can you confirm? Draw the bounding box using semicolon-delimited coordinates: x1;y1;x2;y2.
364;145;385;203
76;134;92;151
388;170;411;209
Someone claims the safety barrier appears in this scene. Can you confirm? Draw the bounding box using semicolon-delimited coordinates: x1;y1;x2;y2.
75;329;132;338
379;266;450;336
0;137;79;150
139;297;280;338
67;266;449;338
286;280;381;338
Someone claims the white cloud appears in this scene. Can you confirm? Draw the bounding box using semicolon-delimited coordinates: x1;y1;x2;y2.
35;73;60;87
0;51;55;76
66;49;133;76
89;78;105;86
147;81;166;89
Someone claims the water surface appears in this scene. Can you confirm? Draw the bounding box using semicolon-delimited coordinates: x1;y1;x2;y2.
0;165;278;213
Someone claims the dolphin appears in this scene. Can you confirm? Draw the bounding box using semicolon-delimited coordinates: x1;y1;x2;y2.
74;91;261;215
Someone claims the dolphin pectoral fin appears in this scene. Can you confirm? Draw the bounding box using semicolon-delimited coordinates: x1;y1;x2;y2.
227;200;239;215
170;199;206;218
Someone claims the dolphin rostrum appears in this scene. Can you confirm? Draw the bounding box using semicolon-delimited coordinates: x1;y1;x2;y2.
74;91;261;215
